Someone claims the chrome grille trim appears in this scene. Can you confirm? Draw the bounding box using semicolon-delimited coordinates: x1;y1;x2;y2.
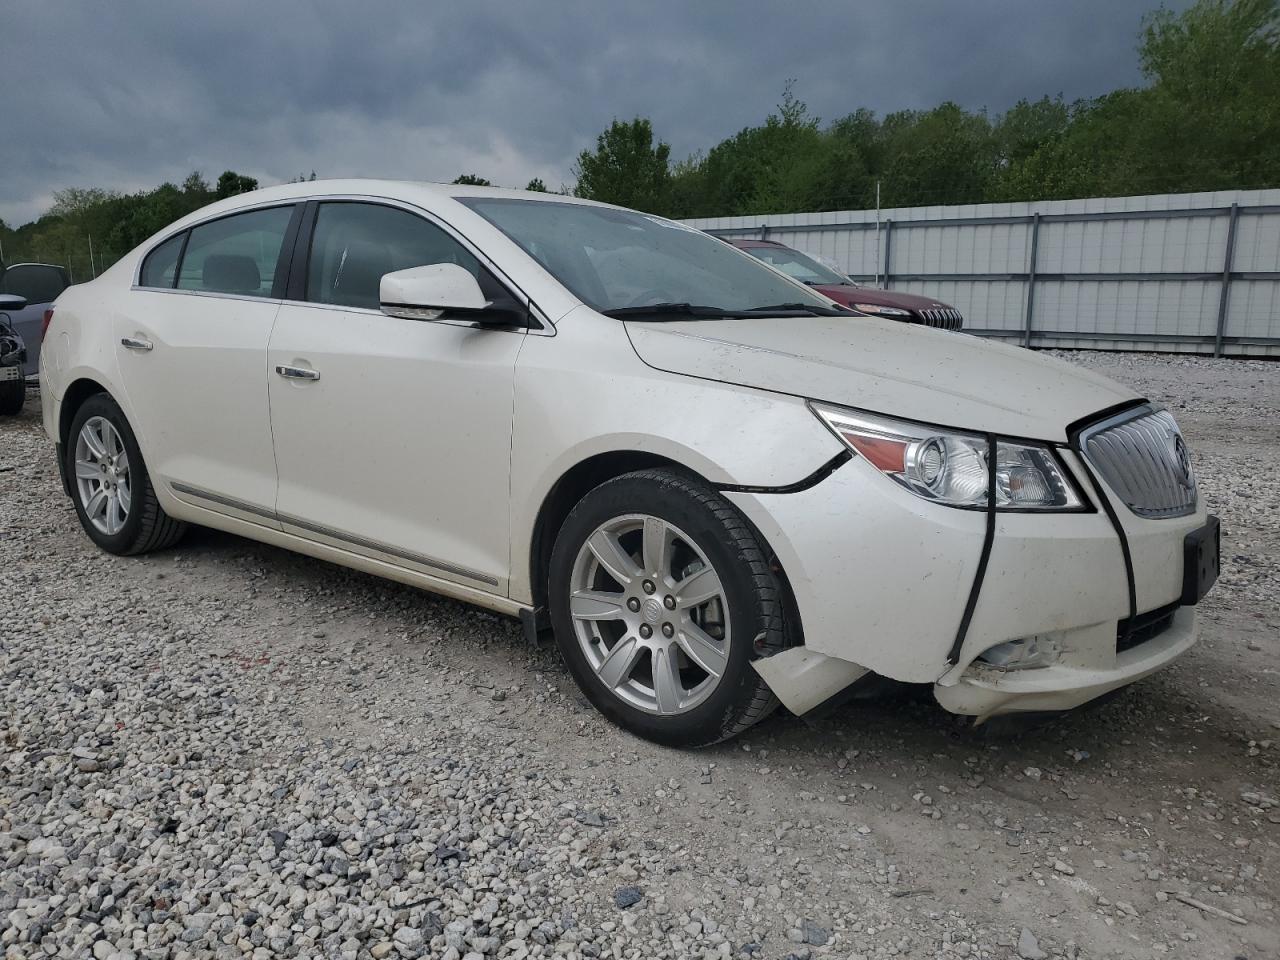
916;307;963;331
1080;405;1197;518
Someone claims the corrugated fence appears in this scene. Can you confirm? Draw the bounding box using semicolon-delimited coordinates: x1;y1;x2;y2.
686;189;1280;357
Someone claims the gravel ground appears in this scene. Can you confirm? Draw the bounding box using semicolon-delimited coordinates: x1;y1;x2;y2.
1;353;1277;960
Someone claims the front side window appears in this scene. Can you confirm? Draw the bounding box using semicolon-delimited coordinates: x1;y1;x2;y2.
139;233;185;289
458;198;837;315
177;206;294;297
306;202;501;310
0;263;70;304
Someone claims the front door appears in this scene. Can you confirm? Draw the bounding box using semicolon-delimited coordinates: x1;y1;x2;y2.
117;204;298;523
267;200;524;594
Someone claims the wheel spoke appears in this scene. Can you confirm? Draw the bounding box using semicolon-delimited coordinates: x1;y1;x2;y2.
85;488;108;520
570;590;626;622
652;647;683;713
100;423;118;457
596;635;643;688
676;621;728;678
74;459;100;480
104;493;122;534
117;478;131;513
116;450;130;477
81;425;107;459
641;516;669;576
675;564;723;609
587;530;639;587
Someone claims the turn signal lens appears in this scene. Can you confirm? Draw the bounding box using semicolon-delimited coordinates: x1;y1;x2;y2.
851;303;912;317
810;403;1085;511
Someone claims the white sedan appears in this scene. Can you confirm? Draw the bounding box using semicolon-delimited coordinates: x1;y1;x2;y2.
40;181;1219;747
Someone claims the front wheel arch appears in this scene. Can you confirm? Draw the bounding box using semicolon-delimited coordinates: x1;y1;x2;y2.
529;451;700;613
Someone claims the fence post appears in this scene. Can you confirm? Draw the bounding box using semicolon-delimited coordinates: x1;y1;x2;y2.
1023;213;1041;348
1214;202;1240;358
760;224;770;241
882;219;893;289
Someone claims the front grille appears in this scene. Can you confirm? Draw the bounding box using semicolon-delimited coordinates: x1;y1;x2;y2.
1081;406;1197;519
916;307;963;331
1117;600;1179;653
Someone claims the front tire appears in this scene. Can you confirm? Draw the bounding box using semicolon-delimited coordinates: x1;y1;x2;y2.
548;469;788;747
0;376;23;416
66;393;187;555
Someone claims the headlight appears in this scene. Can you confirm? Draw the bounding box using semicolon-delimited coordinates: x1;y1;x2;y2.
852;303;912;317
811;403;1085;511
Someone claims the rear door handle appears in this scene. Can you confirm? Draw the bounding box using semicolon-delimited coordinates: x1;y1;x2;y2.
275;364;320;381
120;337;153;351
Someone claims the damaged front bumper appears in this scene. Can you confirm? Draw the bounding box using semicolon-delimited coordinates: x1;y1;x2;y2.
727;443;1211;724
934;606;1197;720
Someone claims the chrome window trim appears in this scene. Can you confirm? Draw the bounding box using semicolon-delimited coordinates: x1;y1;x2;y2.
274;297;540;335
128;286;286;306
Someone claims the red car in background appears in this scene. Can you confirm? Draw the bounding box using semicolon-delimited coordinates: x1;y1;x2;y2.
728;238;963;331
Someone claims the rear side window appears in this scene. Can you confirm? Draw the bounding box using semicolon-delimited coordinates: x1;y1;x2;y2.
0;264;69;304
177;206;294;297
139;234;185;289
306;202;502;310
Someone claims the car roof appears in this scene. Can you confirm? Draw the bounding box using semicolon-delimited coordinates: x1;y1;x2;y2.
149;178;632;245
204;178;614;213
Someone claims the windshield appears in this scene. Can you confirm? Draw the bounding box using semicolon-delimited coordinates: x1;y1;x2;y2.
458;198;838;315
742;245;851;286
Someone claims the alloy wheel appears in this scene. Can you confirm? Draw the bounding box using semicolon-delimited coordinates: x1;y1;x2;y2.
569;514;730;715
74;416;132;536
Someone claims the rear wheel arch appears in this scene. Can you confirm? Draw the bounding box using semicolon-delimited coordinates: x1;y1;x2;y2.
58;377;115;447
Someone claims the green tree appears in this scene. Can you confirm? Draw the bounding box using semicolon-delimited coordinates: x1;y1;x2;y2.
215;171;258;199
1135;0;1280;191
875;103;997;207
524;177;547;192
572;118;672;213
452;174;492;186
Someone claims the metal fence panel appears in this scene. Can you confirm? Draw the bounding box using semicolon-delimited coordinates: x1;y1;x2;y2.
687;189;1280;356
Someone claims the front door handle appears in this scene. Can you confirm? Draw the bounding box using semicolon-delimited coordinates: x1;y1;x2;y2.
275;364;321;381
121;337;154;351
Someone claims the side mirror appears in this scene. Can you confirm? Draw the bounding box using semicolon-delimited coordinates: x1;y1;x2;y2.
0;294;28;312
379;263;526;326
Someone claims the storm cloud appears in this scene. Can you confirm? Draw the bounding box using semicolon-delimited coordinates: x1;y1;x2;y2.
1;0;1180;226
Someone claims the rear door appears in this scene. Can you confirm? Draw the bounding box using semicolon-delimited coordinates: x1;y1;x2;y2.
118;204;299;524
267;199;525;594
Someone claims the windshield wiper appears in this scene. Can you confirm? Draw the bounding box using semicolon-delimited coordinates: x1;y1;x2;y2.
600;302;744;320
743;302;852;316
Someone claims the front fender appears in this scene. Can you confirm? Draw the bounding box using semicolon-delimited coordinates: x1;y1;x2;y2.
508;311;843;603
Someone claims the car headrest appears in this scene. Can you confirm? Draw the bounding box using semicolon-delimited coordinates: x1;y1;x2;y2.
202;254;261;294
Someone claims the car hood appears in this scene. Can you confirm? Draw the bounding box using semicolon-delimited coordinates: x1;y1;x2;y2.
624;316;1138;442
812;284;953;311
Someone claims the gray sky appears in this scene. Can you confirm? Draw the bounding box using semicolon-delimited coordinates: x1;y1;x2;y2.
1;0;1180;227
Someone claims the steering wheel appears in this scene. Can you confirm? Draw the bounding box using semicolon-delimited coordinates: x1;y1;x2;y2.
625;288;676;308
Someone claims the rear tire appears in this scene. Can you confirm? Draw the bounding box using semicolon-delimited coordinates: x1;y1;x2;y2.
66;393;187;555
548;469;788;747
0;376;23;416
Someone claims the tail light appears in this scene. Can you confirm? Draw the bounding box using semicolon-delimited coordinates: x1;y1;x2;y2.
41;308;54;342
